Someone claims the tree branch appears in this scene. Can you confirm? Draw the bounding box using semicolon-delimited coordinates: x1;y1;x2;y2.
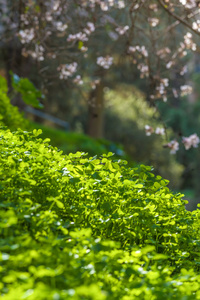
158;0;200;37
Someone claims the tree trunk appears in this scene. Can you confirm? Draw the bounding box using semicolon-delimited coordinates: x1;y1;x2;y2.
87;82;104;138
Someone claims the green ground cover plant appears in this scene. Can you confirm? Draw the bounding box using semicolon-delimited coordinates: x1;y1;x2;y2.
1;127;200;299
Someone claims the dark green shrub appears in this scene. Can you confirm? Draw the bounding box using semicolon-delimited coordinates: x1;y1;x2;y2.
30;121;129;160
1;128;200;299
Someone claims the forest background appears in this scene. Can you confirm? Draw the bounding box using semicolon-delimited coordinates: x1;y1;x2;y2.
1;0;200;210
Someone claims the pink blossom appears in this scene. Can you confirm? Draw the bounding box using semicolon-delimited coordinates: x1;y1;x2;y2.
145;125;154;136
166;140;179;154
182;134;200;150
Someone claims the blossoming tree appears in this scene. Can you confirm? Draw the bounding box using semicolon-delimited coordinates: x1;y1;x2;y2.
1;0;200;152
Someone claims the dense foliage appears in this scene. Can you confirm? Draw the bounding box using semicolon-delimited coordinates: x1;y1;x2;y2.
0;76;28;130
1;127;200;299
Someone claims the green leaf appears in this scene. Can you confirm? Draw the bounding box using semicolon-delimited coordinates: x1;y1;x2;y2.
151;254;168;260
55;200;64;209
78;41;84;49
154;182;161;190
0;75;8;93
33;129;42;136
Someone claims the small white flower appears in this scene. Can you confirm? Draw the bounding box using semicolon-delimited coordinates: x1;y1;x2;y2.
97;56;113;69
87;22;95;32
137;63;149;78
100;3;109;11
118;0;125;9
58;62;78;79
67;32;88;42
149;4;158;11
180;65;187;76
179;0;196;9
91;79;100;89
180;85;193;97
148;18;159;27
18;29;34;44
166;61;173;69
167;140;179;154
172;88;178;98
155;127;165;136
128;45;148;57
80;46;88;52
115;25;129;35
182;134;200;150
73;75;83;85
145;125;154;136
157;47;171;59
55;22;68;32
192;20;200;32
183;32;197;51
